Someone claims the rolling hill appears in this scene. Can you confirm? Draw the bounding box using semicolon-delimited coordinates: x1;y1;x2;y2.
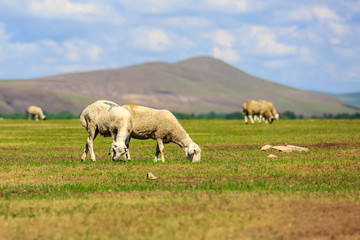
327;92;360;106
0;56;358;117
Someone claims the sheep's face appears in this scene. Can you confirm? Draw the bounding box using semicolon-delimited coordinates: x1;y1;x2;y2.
109;143;128;161
268;117;274;124
187;143;201;162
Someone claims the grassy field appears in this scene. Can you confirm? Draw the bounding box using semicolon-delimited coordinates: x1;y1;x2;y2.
0;119;359;239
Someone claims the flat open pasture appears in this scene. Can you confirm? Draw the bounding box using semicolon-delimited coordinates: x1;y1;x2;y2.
0;119;359;239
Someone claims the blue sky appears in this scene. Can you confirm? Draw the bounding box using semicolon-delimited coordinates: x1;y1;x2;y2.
0;0;359;93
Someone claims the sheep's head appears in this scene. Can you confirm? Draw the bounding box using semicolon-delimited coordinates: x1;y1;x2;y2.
109;143;128;161
268;117;274;124
187;142;201;162
268;116;275;123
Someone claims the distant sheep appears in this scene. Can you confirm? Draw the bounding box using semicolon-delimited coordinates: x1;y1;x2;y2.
257;99;279;123
242;100;274;124
27;106;46;121
80;100;132;162
122;104;201;162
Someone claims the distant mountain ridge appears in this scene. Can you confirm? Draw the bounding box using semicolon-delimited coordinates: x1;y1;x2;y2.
326;92;360;106
0;56;358;117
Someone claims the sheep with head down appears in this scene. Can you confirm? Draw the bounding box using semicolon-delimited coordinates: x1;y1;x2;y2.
27;105;46;121
122;104;201;163
242;100;274;124
80;100;132;162
257;99;279;123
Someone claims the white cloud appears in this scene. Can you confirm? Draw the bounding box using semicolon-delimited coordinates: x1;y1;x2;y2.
212;30;240;62
24;0;123;24
213;47;240;62
117;0;180;13
328;22;350;36
178;37;195;49
249;26;297;56
30;0;95;15
286;7;314;21
330;38;341;45
312;6;340;22
214;30;234;48
0;23;11;42
207;0;247;12
10;43;39;55
133;28;171;52
117;0;249;13
286;5;341;22
63;39;102;62
164;17;212;29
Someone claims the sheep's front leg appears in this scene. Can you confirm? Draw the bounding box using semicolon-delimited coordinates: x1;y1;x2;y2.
244;115;248;124
249;114;255;124
125;137;131;160
256;115;262;124
154;139;165;163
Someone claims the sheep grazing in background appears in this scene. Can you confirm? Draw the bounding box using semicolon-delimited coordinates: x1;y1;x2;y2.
80;100;132;162
122;104;201;163
257;99;279;123
242;100;274;124
26;105;46;121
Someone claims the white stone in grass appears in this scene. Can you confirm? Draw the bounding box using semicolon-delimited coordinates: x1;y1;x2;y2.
261;144;272;151
268;154;277;158
147;172;157;180
286;145;309;152
272;146;293;153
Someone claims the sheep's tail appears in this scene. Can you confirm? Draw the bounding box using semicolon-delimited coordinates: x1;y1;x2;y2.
80;114;87;128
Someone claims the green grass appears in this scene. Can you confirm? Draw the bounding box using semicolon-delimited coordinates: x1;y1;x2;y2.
0;119;359;239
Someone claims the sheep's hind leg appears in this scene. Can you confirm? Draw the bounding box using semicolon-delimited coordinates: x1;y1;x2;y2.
81;142;89;162
154;143;160;162
154;139;165;163
81;129;98;162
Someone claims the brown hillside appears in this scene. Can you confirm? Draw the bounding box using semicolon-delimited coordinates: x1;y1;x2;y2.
0;56;356;116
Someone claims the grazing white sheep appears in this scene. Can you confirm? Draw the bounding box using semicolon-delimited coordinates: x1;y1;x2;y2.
80;100;132;162
242;100;274;124
122;104;201;163
27;105;46;121
257;99;279;123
